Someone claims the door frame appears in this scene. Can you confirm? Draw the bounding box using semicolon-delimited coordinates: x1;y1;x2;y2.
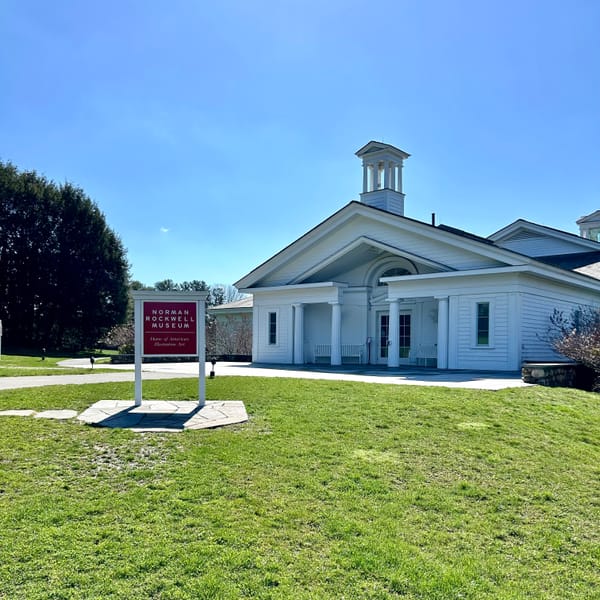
375;309;413;365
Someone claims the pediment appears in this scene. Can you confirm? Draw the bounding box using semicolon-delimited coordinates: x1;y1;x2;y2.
292;237;453;284
236;203;528;290
355;140;410;160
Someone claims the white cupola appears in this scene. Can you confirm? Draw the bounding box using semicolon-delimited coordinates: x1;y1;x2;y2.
577;210;600;241
355;141;410;216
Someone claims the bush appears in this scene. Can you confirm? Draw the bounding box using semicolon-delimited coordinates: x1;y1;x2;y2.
549;307;600;390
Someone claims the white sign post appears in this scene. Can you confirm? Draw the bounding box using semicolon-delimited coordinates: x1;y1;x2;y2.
132;291;208;407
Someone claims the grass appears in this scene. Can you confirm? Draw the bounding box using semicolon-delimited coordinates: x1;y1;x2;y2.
0;377;598;599
0;352;115;377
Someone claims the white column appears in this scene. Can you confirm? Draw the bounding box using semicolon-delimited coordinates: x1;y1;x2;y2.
372;163;380;190
251;303;259;361
388;299;400;368
384;161;390;189
134;297;143;406
330;301;342;366
507;292;521;370
397;161;403;193
362;163;369;193
197;298;206;407
293;303;304;365
390;162;396;191
436;296;449;369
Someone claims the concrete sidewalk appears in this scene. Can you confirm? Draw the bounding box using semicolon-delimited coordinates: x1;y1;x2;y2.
40;359;530;391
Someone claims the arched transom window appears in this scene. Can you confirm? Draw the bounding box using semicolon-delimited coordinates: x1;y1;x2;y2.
380;266;411;280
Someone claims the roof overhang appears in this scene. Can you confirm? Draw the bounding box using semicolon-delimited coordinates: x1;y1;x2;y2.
235;202;535;290
382;264;600;294
238;281;348;295
488;219;600;252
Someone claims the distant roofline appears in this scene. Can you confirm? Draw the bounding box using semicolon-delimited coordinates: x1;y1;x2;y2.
488;218;600;250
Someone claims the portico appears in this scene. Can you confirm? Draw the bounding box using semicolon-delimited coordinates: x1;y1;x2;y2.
235;140;600;372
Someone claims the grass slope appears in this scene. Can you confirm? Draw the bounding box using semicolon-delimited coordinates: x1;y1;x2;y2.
0;377;598;599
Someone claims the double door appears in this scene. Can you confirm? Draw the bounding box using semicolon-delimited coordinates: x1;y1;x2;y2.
378;311;411;364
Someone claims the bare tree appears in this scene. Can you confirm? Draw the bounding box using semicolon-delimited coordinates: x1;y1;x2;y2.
210;284;246;306
207;314;252;357
549;307;600;390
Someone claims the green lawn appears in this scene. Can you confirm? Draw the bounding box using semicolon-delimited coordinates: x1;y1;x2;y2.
0;352;114;377
0;377;598;599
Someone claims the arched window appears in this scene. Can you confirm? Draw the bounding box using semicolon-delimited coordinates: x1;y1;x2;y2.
380;267;411;279
378;266;412;286
365;257;417;288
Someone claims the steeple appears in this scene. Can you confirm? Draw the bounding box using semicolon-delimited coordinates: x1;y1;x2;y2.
355;141;410;216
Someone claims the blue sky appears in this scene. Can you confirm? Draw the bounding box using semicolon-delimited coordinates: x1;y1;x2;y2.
1;0;599;287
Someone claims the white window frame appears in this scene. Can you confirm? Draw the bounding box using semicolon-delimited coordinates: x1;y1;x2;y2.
267;310;278;346
471;298;495;348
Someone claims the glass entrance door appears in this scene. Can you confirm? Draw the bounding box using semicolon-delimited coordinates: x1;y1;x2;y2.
378;312;412;363
399;313;411;359
379;314;389;361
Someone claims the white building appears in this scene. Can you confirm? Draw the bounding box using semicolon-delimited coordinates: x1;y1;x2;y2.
234;141;600;371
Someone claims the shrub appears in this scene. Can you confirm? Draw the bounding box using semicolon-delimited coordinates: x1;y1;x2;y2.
549;307;600;390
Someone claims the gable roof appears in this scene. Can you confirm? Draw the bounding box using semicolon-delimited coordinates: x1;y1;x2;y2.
235;201;600;293
577;210;600;225
235;202;549;290
488;218;600;253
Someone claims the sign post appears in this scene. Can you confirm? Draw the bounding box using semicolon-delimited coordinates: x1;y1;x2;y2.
132;291;208;407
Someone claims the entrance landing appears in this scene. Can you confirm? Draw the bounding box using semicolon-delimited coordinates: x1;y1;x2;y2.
77;400;248;432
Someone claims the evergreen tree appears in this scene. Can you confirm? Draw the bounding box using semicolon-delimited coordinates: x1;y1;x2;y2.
0;161;129;350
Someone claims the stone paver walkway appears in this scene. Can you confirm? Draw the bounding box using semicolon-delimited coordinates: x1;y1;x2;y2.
0;400;248;432
77;400;248;432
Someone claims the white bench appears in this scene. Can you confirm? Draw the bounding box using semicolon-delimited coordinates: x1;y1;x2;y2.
314;344;363;364
416;344;437;367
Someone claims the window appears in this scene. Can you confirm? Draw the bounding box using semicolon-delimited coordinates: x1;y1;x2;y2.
589;227;600;242
268;312;277;345
379;314;389;358
378;266;411;286
476;302;490;345
399;314;411;358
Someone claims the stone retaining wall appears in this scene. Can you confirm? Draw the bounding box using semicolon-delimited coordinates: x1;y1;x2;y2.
521;362;596;390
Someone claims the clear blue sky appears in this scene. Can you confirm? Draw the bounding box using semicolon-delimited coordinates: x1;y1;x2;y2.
1;1;599;288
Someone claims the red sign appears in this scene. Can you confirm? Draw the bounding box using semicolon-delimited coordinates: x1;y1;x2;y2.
143;301;198;356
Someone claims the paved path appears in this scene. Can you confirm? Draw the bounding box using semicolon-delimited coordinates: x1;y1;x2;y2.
44;359;530;391
0;369;198;390
0;360;527;432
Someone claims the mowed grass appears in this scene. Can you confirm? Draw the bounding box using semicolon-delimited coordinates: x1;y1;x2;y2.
0;352;114;377
0;377;598;599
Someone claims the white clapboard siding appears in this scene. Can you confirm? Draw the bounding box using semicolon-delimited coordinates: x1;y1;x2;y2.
259;215;503;287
